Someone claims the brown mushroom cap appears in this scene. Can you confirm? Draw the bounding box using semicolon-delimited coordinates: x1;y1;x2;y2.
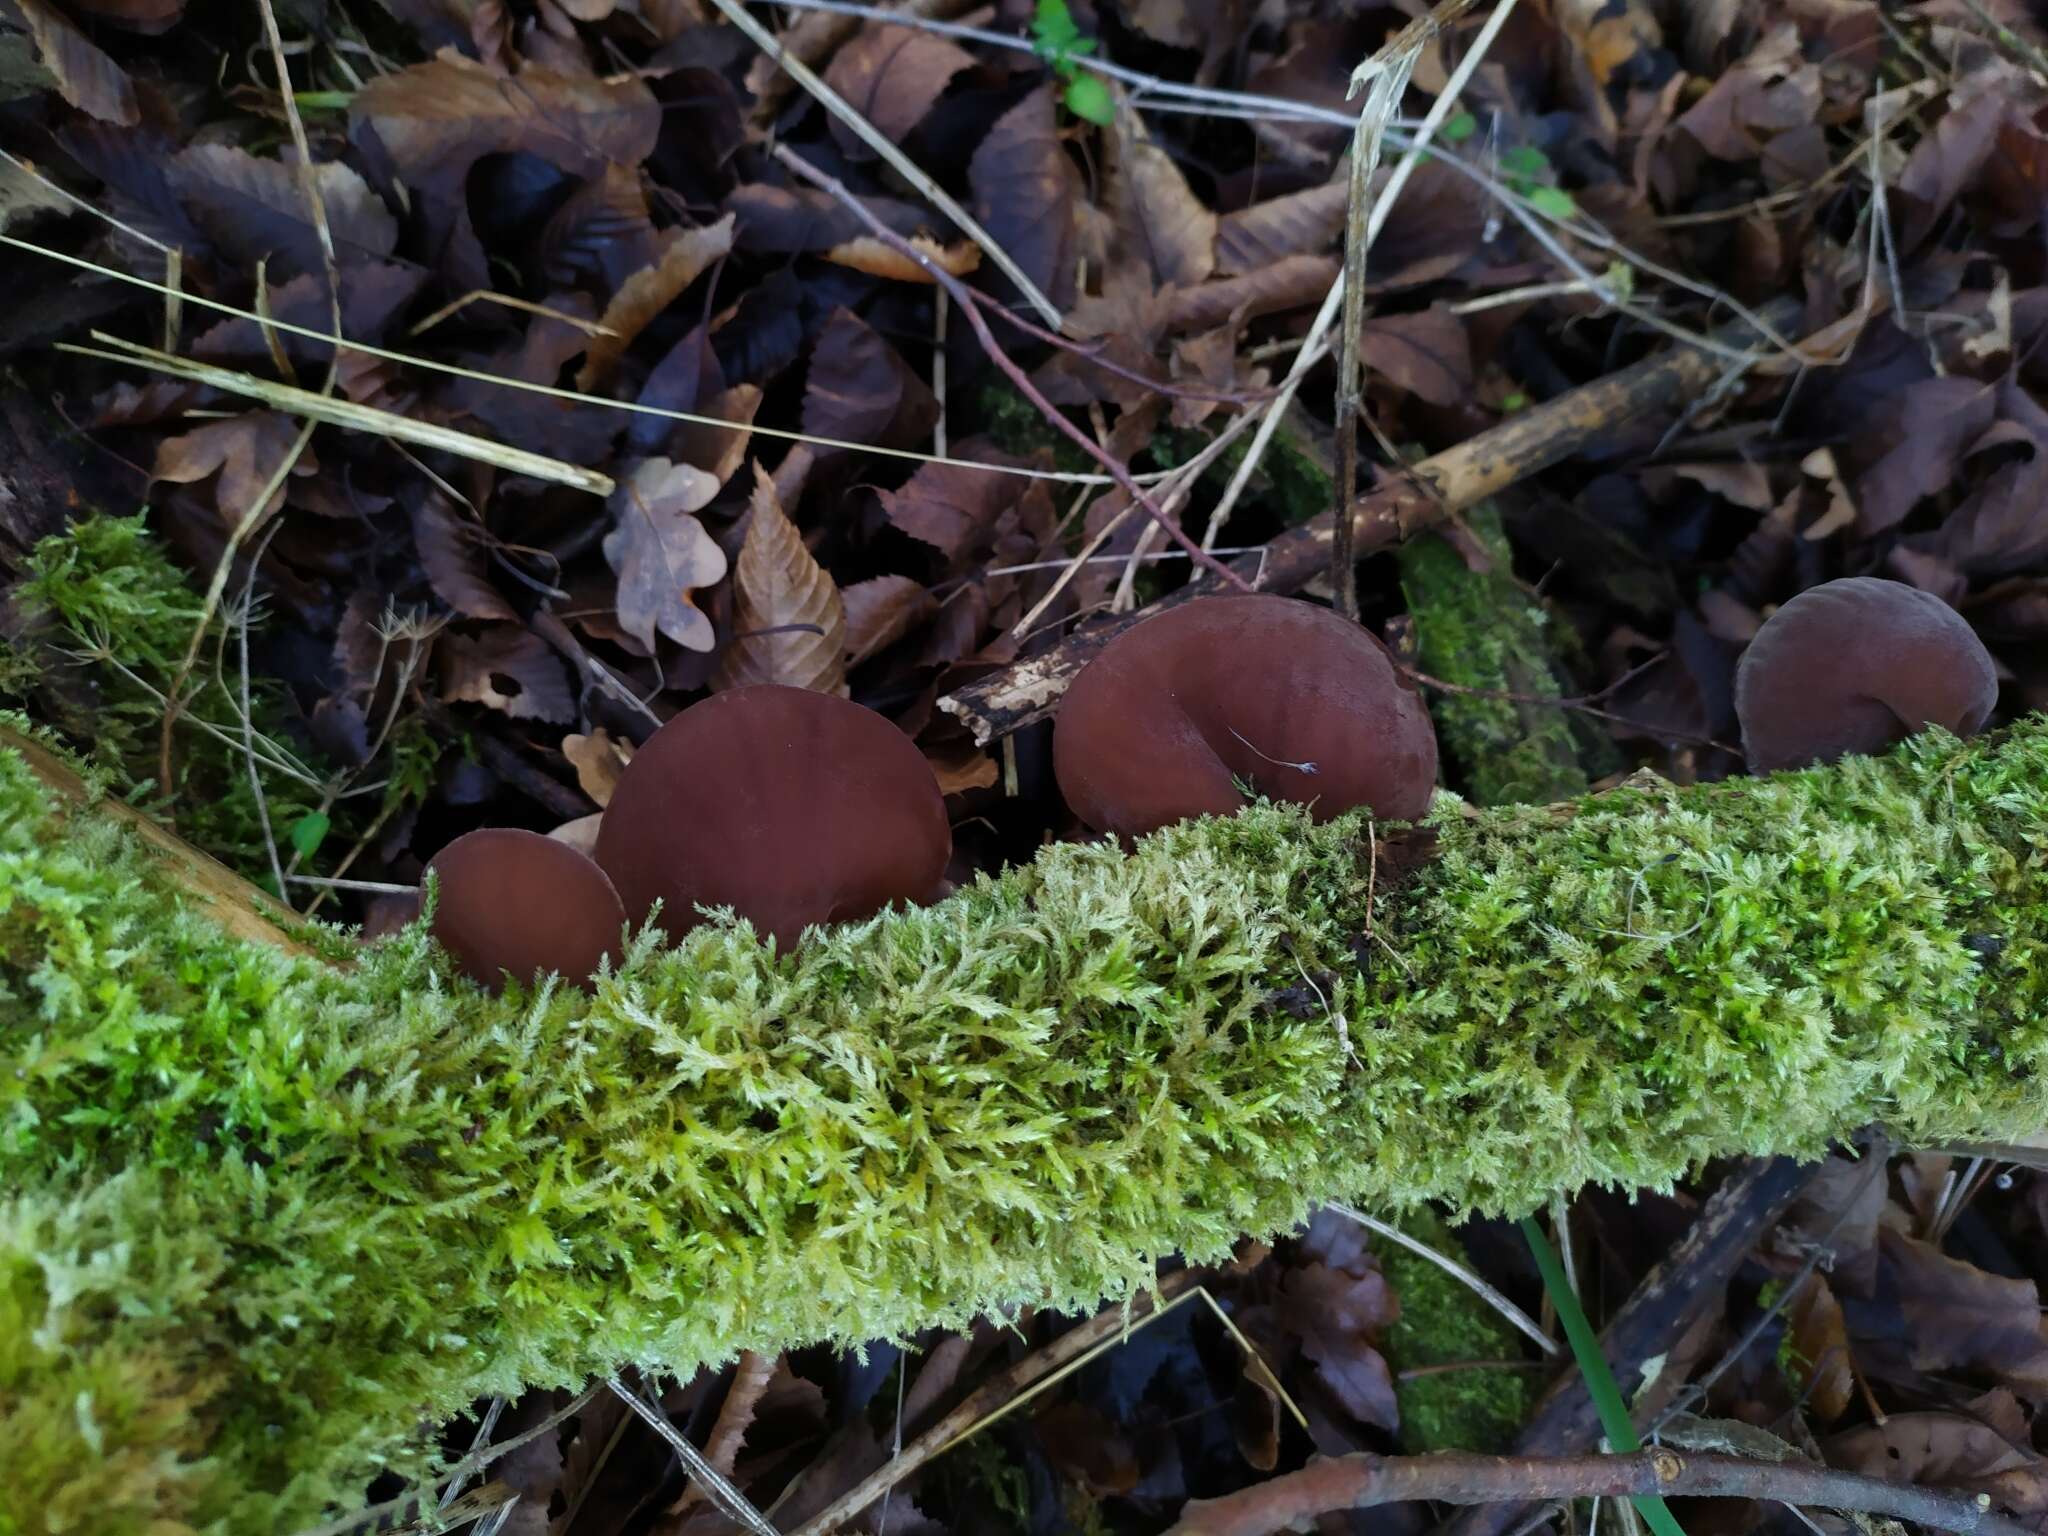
1735;576;1999;773
593;684;952;949
427;827;627;991
1053;594;1439;840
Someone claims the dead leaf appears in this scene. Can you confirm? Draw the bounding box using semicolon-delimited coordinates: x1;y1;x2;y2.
801;307;937;452
1281;1261;1402;1432
440;627;577;722
1851;375;1998;533
350;53;660;281
604;458;727;653
1034;1402;1140;1498
1785;1274;1854;1424
668;383;762;488
876;453;1019;567
1827;1411;2048;1523
549;813;604;859
412;495;516;621
843;575;935;667
1166;254;1339;334
65;0;182;30
1213;181;1348;276
927;744;998;796
821;234;981;283
17;0;136;124
822;24;974;159
576;214;736;389
1361;304;1473;407
562;728;633;809
1878;1229;2048;1395
152;412;310;525
1120;139;1216;288
969;87;1079;309
171;145;398;277
714;465;846;695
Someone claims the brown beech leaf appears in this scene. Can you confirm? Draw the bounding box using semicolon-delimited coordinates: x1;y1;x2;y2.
152;412;310;525
1879;1229;2048;1393
1826;1410;2048;1523
170;145;398;276
562;727;633;809
1852;376;1997;533
969;87;1079;308
1361;304;1474;407
411;495;516;622
1280;1261;1401;1431
1166;254;1339;334
714;464;846;695
822;24;974;159
1785;1274;1854;1424
876;454;1017;567
65;0;182;31
669;383;763;488
821;234;981;283
726;183;939;254
17;0;137;124
440;627;577;722
604;457;727;653
1213;181;1348;276
576;213;735;389
843;575;936;667
801;307;938;451
926;744;999;796
1120;140;1216;288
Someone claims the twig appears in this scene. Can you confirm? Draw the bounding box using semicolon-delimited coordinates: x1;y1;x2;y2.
605;1375;779;1536
1330;1203;1557;1357
233;522;290;906
666;1351;778;1520
704;0;1063;329
769;142;1251;591
1166;1448;2038;1536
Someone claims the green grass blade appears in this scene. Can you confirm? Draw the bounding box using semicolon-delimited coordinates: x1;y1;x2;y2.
1520;1216;1689;1536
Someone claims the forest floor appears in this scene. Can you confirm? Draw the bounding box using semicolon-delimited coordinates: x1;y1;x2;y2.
5;0;2048;1532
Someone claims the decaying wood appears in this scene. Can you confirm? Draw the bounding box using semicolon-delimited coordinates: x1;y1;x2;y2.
939;297;1807;746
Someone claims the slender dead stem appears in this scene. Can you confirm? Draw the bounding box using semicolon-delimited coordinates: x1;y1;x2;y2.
768;142;1252;591
1165;1448;2036;1536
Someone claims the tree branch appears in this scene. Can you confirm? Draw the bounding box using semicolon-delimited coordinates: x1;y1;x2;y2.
1166;1448;2036;1536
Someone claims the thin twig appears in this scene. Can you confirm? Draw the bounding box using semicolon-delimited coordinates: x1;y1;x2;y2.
769;141;1251;590
606;1375;780;1536
1165;1447;2036;1536
704;0;1063;328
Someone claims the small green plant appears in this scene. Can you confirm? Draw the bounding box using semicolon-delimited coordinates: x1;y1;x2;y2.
1032;0;1115;125
1498;143;1578;220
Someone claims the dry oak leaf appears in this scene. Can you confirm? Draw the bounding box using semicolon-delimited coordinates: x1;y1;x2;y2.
713;463;847;695
16;0;136;124
152;412;312;525
562;727;633;808
577;213;736;389
439;626;577;722
604;457;727;653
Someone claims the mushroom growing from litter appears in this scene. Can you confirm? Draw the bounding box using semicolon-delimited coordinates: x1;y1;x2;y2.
593;684;951;949
1735;577;1999;773
1053;594;1439;840
427;827;627;990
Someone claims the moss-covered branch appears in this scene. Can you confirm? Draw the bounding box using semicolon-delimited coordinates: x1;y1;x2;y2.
4;719;2046;1536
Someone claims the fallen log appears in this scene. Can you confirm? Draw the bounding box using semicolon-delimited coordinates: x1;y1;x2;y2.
2;710;2043;1535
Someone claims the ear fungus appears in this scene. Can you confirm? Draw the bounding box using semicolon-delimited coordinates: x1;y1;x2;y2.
1052;594;1439;840
593;684;952;949
1735;577;1999;773
427;827;627;991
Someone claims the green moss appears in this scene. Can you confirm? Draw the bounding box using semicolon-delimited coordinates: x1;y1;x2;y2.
1398;503;1589;807
2;718;2046;1534
1378;1210;1530;1451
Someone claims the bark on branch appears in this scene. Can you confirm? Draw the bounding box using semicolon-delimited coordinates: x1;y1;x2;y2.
1166;1448;2036;1536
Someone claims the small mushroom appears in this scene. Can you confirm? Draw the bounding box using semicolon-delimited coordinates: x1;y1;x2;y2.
1735;577;1999;773
1053;594;1438;840
593;684;952;949
427;827;627;990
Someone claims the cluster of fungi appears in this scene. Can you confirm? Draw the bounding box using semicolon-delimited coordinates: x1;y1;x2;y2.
419;580;2001;992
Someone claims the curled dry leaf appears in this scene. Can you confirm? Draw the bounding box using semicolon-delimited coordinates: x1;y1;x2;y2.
17;0;137;125
821;234;982;284
439;626;578;722
822;24;975;159
1784;1273;1854;1424
562;727;633;809
604;457;727;654
576;213;736;390
152;412;312;526
713;464;847;695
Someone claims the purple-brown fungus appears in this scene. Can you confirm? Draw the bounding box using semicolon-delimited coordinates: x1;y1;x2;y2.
593;684;952;949
1053;594;1439;840
427;827;627;991
1735;577;1999;774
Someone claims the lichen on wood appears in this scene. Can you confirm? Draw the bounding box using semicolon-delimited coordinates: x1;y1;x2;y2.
2;715;2045;1535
